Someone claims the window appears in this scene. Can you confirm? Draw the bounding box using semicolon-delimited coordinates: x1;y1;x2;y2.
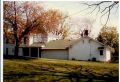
100;50;103;55
98;47;104;49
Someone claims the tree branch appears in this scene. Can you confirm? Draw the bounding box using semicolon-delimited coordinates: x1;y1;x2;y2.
83;1;119;26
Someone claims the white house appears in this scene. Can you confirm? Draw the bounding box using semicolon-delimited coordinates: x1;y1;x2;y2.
4;30;113;62
3;33;47;56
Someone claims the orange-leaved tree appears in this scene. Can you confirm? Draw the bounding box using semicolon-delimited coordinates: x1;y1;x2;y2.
4;1;63;56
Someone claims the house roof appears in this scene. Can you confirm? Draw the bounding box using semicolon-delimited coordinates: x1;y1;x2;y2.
20;36;114;52
19;42;44;48
78;37;105;46
105;45;115;53
87;37;114;52
42;36;114;52
42;39;75;49
71;36;114;52
31;42;45;47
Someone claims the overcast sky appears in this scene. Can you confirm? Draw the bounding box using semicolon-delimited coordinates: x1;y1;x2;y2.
39;1;119;38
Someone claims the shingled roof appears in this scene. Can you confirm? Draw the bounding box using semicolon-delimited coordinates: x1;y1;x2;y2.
19;36;114;52
19;42;44;47
42;37;114;52
42;39;75;49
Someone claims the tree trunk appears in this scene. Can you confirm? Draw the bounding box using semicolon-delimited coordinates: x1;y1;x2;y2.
5;37;9;56
14;41;19;57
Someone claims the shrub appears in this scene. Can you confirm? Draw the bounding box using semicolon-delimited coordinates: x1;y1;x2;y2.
92;58;96;61
72;58;76;60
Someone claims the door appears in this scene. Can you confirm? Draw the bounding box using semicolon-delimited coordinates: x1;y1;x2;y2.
31;47;38;57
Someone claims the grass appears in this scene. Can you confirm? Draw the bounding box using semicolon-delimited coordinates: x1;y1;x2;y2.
4;57;118;82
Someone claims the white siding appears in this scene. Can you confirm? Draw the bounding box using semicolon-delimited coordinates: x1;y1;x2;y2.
29;34;48;45
41;50;68;60
90;40;106;61
69;38;91;60
29;36;33;45
105;48;111;61
69;37;109;62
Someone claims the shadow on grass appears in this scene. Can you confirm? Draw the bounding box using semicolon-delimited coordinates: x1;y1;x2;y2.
4;55;37;60
4;64;118;82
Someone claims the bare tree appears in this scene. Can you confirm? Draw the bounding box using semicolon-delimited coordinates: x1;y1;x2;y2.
82;1;119;26
51;14;72;39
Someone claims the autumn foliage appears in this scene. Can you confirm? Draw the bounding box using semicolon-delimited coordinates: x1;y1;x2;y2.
4;1;64;56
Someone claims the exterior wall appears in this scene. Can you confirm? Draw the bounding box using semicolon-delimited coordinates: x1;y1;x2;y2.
29;34;48;45
69;38;91;60
69;37;109;61
105;48;111;61
41;49;68;60
89;40;106;61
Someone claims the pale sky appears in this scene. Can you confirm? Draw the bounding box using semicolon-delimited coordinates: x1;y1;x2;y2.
38;1;119;39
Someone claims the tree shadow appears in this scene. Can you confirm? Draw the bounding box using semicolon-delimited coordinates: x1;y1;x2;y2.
4;64;118;82
4;55;37;60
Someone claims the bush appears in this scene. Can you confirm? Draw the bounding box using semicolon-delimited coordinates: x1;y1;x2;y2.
92;58;96;61
88;59;91;61
72;58;76;60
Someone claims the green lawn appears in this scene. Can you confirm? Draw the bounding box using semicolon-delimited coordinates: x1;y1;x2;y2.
4;58;118;82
